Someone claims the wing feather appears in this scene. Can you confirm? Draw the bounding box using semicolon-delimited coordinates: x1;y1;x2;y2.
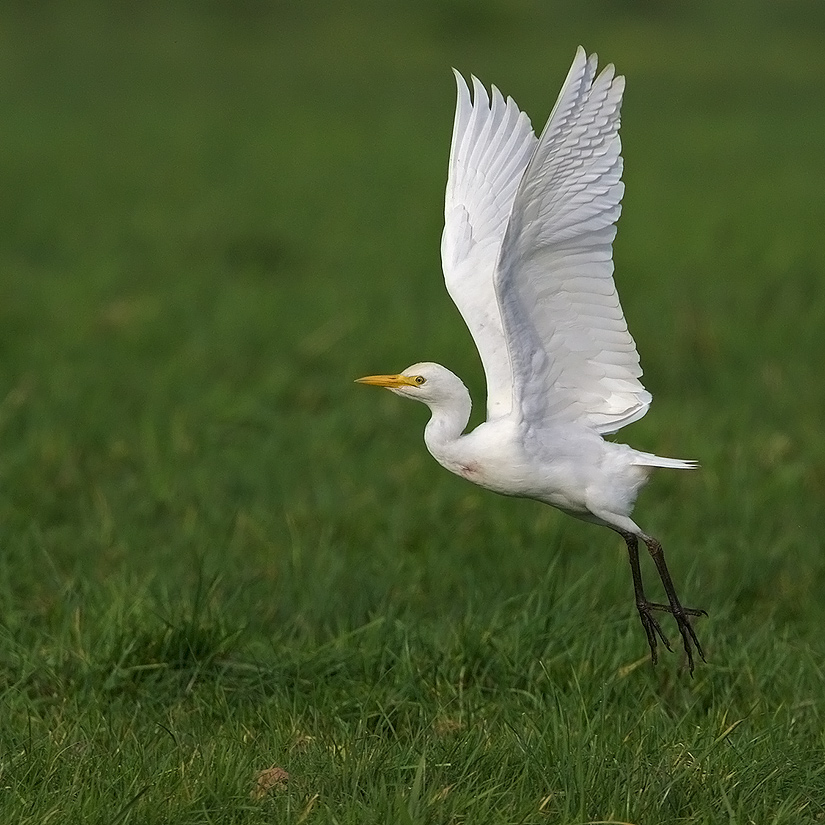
441;71;537;419
495;47;651;434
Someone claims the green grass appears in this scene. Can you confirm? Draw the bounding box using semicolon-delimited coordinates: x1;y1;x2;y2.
2;1;825;822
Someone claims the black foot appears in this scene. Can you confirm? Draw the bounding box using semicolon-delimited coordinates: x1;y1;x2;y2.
637;600;706;675
620;529;707;675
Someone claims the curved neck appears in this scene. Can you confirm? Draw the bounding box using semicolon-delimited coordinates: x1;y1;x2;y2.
423;385;472;465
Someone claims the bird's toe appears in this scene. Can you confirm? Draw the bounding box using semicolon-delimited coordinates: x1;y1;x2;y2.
646;601;707;618
636;602;672;664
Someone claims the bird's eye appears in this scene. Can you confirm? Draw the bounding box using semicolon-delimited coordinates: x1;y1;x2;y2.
414;375;426;385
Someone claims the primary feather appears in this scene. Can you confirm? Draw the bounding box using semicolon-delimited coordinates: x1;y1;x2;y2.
442;73;536;419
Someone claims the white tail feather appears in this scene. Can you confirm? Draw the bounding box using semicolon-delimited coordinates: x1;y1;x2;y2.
634;452;698;470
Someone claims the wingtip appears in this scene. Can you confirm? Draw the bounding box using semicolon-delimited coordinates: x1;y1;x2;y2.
470;74;490;108
451;68;471;109
574;45;596;66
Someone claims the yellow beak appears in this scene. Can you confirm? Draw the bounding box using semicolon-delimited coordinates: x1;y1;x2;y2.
355;374;418;388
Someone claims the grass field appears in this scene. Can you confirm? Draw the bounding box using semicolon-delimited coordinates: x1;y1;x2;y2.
2;1;825;822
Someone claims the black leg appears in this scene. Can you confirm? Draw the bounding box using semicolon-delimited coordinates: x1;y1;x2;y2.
641;535;707;675
619;530;672;664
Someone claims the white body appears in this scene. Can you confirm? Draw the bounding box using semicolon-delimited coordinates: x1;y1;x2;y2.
409;362;687;536
434;418;648;519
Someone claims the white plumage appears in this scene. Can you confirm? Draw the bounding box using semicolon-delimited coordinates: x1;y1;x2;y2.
358;47;705;672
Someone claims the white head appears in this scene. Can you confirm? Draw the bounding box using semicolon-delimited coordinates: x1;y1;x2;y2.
357;362;473;452
356;362;468;406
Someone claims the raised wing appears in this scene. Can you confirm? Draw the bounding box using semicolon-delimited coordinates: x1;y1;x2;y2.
495;47;651;434
441;72;537;419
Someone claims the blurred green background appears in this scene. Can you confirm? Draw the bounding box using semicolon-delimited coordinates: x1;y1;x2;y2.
1;1;824;822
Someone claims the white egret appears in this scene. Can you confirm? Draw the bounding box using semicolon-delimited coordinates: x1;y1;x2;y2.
357;47;705;672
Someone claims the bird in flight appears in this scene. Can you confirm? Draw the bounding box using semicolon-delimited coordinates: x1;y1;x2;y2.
357;47;705;672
